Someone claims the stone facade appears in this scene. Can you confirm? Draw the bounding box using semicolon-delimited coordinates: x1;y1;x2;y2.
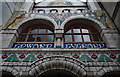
1;0;120;77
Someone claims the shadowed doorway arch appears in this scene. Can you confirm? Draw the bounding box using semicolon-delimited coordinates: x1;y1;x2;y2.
1;71;14;77
38;69;78;77
102;71;120;77
29;56;87;77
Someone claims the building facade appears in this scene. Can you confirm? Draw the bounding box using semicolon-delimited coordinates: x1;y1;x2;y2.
1;0;120;77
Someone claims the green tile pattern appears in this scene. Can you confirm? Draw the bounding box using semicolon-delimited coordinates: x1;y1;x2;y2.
49;1;72;6
98;54;113;62
2;53;119;62
80;54;94;62
23;55;37;62
4;54;19;62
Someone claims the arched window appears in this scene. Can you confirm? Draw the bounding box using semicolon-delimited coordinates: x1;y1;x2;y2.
17;25;54;42
64;24;103;43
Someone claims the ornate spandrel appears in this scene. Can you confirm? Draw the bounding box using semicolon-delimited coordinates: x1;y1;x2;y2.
4;10;117;30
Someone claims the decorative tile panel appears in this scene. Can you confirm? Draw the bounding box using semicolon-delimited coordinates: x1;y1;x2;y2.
4;10;117;30
2;52;120;63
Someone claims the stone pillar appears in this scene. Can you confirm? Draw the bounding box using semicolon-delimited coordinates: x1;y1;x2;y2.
1;29;18;48
19;0;34;13
56;38;61;48
101;29;119;49
87;0;101;12
55;29;64;48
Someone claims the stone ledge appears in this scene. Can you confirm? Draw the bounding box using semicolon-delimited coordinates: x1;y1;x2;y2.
1;48;120;52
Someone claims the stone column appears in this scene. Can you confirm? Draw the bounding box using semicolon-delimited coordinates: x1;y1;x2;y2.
101;29;119;49
55;29;64;48
87;0;101;12
1;29;18;48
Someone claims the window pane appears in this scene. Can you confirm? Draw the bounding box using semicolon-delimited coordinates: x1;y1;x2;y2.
82;29;89;33
65;35;72;42
46;35;54;42
92;35;100;41
66;30;71;33
73;29;80;33
30;26;38;33
36;35;45;42
81;26;89;33
22;28;29;33
83;35;91;42
39;29;46;33
18;35;26;42
27;35;36;42
74;35;82;42
90;27;97;33
30;29;38;33
48;30;53;33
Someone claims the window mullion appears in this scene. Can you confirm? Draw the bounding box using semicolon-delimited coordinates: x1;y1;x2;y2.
34;26;39;42
88;25;94;42
63;34;65;42
25;27;31;42
71;26;74;42
80;26;84;42
16;34;21;42
44;27;48;42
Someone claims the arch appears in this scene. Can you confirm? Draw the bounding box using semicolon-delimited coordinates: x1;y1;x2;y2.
50;9;58;13
62;9;71;13
38;69;78;77
2;66;19;76
101;71;120;77
75;9;82;13
61;16;106;32
14;16;58;33
34;9;45;13
96;67;120;77
28;56;87;77
37;9;45;13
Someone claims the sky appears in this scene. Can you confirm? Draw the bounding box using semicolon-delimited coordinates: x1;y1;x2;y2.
35;0;87;3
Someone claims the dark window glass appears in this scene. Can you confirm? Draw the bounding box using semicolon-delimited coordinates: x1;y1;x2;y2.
74;35;82;42
46;35;54;42
27;35;36;42
92;34;100;41
65;35;72;42
18;35;26;42
90;27;97;33
30;26;38;33
36;35;45;42
22;28;29;33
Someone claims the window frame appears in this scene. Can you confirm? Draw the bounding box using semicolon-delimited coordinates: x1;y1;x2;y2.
16;25;55;43
64;24;103;43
